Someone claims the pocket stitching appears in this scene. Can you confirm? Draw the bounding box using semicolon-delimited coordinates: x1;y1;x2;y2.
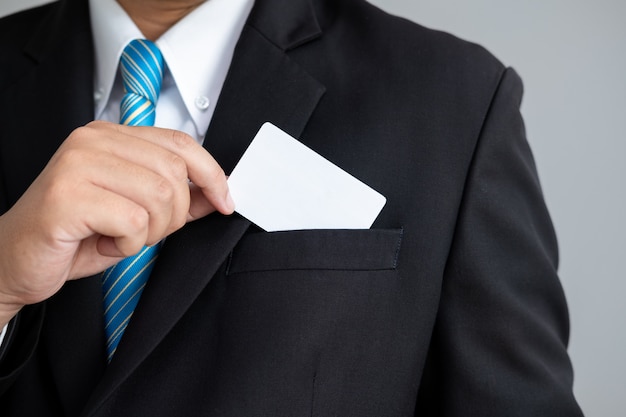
226;228;403;275
392;227;404;269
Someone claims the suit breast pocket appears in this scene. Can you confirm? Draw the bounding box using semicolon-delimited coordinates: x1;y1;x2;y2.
214;229;405;414
226;228;403;274
222;228;405;349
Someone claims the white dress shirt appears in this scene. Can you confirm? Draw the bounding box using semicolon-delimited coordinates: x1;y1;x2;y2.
0;0;254;349
90;0;254;142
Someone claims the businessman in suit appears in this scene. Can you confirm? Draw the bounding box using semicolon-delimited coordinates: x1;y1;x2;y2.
0;0;583;415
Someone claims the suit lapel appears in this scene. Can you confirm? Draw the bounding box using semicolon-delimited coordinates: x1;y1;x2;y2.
201;0;325;174
82;0;326;414
0;0;94;208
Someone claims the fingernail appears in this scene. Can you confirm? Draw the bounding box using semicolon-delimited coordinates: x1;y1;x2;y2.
226;191;235;213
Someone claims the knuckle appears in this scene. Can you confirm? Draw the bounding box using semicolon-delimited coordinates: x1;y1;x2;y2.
67;122;101;143
126;207;149;235
169;129;194;150
85;120;106;128
167;154;188;180
55;147;86;167
208;164;226;183
67;125;91;141
154;178;175;204
193;163;225;190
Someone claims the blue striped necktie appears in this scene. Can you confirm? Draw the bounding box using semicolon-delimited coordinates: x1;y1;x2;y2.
102;39;164;362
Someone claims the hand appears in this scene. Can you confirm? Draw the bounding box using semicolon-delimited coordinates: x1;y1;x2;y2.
0;121;234;325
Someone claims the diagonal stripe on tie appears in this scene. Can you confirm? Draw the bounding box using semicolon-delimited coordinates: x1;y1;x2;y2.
102;38;164;363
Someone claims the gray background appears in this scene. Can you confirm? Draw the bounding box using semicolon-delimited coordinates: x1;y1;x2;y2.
1;0;624;415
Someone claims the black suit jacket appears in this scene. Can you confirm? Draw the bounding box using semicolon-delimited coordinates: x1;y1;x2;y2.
0;0;582;415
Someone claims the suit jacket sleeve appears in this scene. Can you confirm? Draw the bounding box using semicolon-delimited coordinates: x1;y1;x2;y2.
0;305;44;395
415;68;582;416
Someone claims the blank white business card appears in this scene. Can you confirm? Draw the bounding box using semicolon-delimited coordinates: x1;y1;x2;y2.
227;123;386;232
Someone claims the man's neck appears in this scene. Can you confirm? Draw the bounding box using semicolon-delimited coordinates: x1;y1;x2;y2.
116;0;206;40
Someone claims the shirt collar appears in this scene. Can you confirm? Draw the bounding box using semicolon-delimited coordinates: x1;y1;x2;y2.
90;0;254;134
90;0;140;113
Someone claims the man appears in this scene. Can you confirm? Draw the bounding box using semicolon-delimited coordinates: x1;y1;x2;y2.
0;0;583;415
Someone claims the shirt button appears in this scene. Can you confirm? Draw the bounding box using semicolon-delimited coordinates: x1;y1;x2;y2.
195;96;210;111
94;88;104;102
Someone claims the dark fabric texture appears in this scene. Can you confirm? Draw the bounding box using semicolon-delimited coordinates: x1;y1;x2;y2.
0;0;583;415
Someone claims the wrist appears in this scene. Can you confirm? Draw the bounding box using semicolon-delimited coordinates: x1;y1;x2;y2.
0;214;29;326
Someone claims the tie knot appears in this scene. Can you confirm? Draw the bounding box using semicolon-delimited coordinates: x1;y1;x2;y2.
119;39;164;126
